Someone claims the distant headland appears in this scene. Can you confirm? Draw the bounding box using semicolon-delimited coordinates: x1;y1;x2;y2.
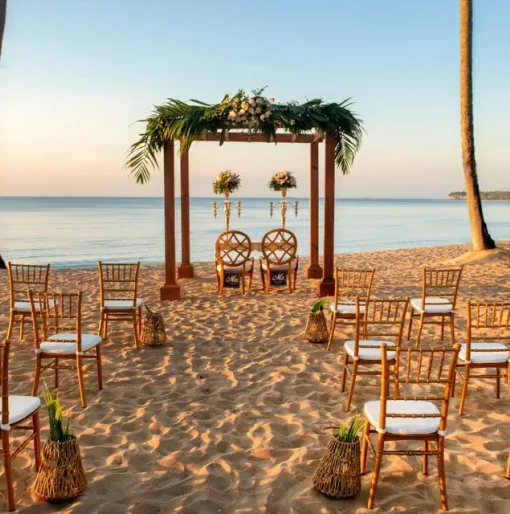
449;191;510;201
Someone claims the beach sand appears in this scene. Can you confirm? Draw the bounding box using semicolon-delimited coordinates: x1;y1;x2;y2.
0;243;509;513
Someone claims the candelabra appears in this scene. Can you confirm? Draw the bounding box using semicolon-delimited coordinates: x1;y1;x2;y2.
213;193;242;231
269;189;298;229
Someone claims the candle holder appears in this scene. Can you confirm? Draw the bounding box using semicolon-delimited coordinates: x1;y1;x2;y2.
269;188;298;229
213;192;241;232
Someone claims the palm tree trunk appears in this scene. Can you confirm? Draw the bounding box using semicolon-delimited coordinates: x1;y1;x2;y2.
460;0;495;251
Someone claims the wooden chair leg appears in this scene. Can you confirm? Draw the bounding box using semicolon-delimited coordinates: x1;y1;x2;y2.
54;357;59;388
327;312;337;352
265;270;271;295
219;270;224;296
96;345;103;390
459;363;471;415
437;436;449;511
98;311;105;337
287;269;292;294
133;312;140;349
2;430;15;512
241;271;246;296
7;312;14;339
32;356;41;397
33;411;41;471
415;313;425;348
76;355;87;408
20;316;25;341
422;440;429;475
103;314;109;340
449;314;455;345
293;270;297;291
496;367;501;399
440;316;445;340
340;351;349;393
360;421;370;474
248;271;253;292
345;359;358;412
367;433;385;510
406;308;414;340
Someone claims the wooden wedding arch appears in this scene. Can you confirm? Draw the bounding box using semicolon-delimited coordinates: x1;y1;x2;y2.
160;130;338;301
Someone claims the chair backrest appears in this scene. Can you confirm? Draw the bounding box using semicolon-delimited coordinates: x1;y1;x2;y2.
332;268;375;308
421;267;462;309
98;262;140;306
0;339;10;428
351;298;409;358
465;300;510;360
261;228;297;265
379;344;461;435
215;231;252;267
8;263;50;306
28;291;83;352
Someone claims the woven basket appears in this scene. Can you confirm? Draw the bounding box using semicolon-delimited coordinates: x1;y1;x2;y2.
304;311;329;343
140;310;166;347
312;436;361;499
32;437;86;503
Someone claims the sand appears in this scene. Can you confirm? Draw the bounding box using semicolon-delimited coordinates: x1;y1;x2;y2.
0;242;509;513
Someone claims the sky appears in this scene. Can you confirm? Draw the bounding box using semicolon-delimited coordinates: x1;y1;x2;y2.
0;0;509;198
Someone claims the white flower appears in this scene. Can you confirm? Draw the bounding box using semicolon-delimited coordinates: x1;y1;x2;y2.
269;97;275;103
256;98;262;104
260;114;265;120
249;99;256;107
239;109;245;115
255;107;261;114
265;111;272;117
249;107;254;114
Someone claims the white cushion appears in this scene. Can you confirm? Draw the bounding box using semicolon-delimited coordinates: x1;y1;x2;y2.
216;260;253;272
103;298;144;310
40;333;102;355
364;400;441;435
411;297;452;314
3;396;41;428
344;340;396;360
261;258;297;271
330;301;366;314
459;342;509;364
14;299;55;312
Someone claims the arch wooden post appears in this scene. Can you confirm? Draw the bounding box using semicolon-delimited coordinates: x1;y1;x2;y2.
160;140;181;300
178;149;194;278
317;131;336;296
307;141;322;279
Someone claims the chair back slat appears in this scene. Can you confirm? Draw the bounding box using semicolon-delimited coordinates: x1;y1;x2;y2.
333;268;375;308
215;231;252;267
261;229;297;265
28;292;83;351
0;339;10;426
8;263;50;305
98;262;140;305
422;267;462;308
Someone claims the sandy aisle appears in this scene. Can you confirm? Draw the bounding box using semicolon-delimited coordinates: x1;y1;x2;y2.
0;243;508;513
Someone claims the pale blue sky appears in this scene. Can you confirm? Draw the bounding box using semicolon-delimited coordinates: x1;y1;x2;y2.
1;0;509;198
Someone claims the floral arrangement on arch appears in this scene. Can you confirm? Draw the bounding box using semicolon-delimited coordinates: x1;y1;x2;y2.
225;88;274;129
213;170;241;195
268;170;297;192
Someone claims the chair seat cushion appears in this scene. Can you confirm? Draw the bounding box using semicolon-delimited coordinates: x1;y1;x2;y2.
41;333;102;354
459;342;509;364
14;299;55;312
103;298;144;310
345;340;396;360
216;260;253;273
261;258;298;271
330;301;366;314
364;400;441;435
5;396;41;427
411;297;452;314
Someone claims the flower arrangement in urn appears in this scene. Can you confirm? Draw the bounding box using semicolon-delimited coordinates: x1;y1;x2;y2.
268;170;297;194
213;170;241;197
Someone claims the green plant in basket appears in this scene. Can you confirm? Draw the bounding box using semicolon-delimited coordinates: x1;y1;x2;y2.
311;298;328;313
44;387;72;443
336;413;365;443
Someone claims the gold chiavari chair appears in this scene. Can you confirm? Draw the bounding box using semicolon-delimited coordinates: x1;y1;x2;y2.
28;291;103;408
98;262;143;348
0;339;41;512
7;263;50;340
259;228;299;294
327;268;375;351
341;297;409;412
457;301;510;415
215;231;254;296
407;267;462;347
361;344;460;511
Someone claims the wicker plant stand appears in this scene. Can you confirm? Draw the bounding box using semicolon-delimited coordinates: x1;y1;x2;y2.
304;311;329;343
312;436;361;499
32;437;86;503
140;309;167;347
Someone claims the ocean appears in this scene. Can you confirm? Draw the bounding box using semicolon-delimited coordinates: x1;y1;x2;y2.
1;197;509;268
